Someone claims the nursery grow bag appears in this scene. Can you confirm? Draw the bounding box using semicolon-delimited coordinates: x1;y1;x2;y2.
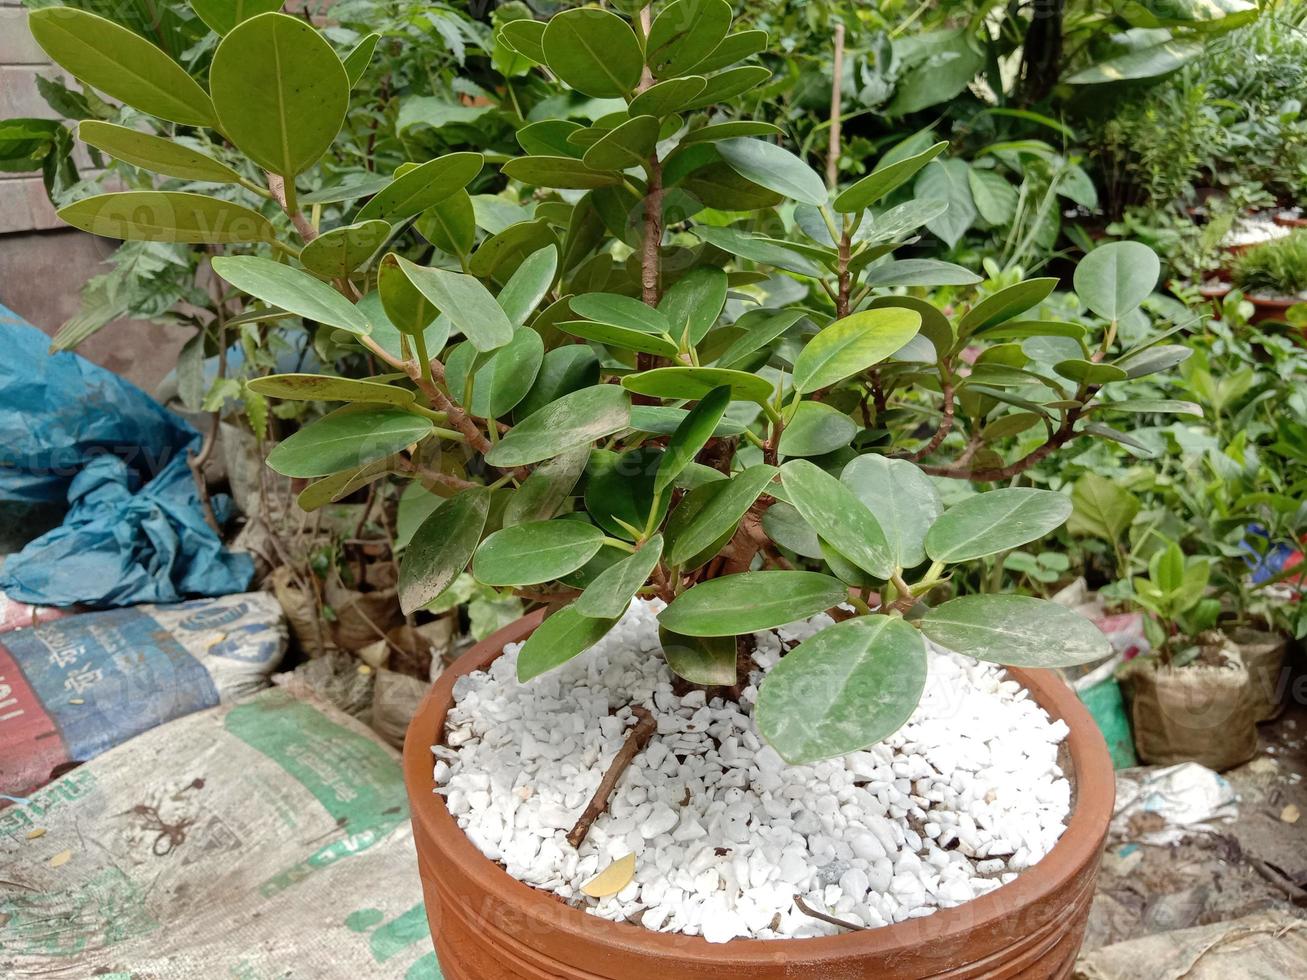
404;610;1115;979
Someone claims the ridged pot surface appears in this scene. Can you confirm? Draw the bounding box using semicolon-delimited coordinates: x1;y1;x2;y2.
403;609;1114;979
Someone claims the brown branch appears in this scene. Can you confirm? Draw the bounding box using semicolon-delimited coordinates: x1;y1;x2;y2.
795;896;865;932
265;172;318;243
567;706;658;849
903;363;955;462
826;22;845;189
917;404;1086;482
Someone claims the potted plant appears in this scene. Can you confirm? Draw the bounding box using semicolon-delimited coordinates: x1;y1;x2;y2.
31;3;1193;975
1231;228;1307;322
1115;539;1258;770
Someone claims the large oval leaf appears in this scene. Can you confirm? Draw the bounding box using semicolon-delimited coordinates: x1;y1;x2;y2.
450;329;545;419
355;152;483;224
664;464;776;566
473;519;604;586
924;487;1072;563
192;0;283;34
266;405;432;478
58;192;275;245
515;346;600;421
841;456;941;570
300;221;392;279
792;308;922;394
1073;241;1159;321
394;257;513;352
77;121;240;184
30;8;217;127
575;535;663;619
485;385;631;467
646;0;732;78
584;447;668;541
777;401;857;458
659;267;727;346
780;460;893;579
559;320;678;357
833;140;948;213
210;13;348;177
655;386;730;493
958;278;1059;336
570;292;670;334
541;8;643;98
517;605;618;681
502;447;590;527
582;115;660;171
399;487;490;614
658;570;847;636
502;156;624;190
211;256;372;335
622;366;775;405
497;246;558;326
919;594;1110;667
628;76;708;117
660;628;736;686
717;138;827;207
756;616;927;764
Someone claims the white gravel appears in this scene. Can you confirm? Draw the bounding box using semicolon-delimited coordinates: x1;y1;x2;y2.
434;600;1071;942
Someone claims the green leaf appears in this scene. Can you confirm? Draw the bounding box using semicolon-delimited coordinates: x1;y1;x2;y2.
515;345;601;421
343;33;380;86
660;628;737;685
558;320;679;356
833;140;947;213
920;594;1110;667
266;405;432;478
418;190;477;258
191;0;283;35
659;267;727;345
622;366;775;405
656;386;730;493
468;219;558;283
692;225;822;277
212;256;372;336
974;319;1086;342
886;30;984;115
541;8;643;98
628;77;708;117
866;296;953;358
1114;344;1191;378
502;155;624;190
682;66;771;110
913;158;976;248
659;571;847;636
503;446;589;527
394;256;513;352
694;30;768;73
76;121;240;184
571;292;670;334
517;605;617;681
576;535;663;618
1054;359;1129;384
584;447;669;541
1093;398;1201;416
246;373;414;406
210;13;348;178
717;137;827;207
452;329;546;419
400;487;490;614
958;278;1058;335
486;385;631;467
1067;38;1202;84
499;19;546;62
29;7;217;127
792;308;922;394
756;616;927;764
297;454;399;513
715;308;807;367
473;519;604;586
679;161;784;211
377;254;439;337
300;220;392;279
862;259;981;288
646;0;732;78
355;152;483;223
1074;241;1159;321
924;487;1071;563
497;246;558;326
516;120;583;158
1068;473;1139;541
840;456;941;570
780;460;894;579
57;191;275;245
777;401;856;458
968;167;1019;225
679;120;782;145
582;115;660;171
665;465;776;566
628;406;742;437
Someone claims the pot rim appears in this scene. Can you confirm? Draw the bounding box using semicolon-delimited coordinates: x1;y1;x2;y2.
403;608;1114;963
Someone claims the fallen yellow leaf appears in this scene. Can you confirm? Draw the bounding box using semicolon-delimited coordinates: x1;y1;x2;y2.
49;850;72;868
581;853;636;899
26;828;46;840
1281;804;1300;825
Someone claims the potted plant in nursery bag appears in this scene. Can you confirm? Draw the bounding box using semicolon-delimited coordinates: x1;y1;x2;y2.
30;3;1185;976
1117;539;1258;771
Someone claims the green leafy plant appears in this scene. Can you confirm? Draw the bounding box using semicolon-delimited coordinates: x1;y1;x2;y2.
34;1;1188;768
1129;538;1221;664
1232;229;1307;296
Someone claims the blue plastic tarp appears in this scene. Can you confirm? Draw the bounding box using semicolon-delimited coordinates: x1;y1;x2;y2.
0;304;253;607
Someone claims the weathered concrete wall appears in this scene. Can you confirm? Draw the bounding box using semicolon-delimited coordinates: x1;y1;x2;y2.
0;0;184;392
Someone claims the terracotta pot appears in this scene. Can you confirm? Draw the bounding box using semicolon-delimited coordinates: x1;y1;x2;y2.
404;610;1115;979
1273;210;1307;229
1245;293;1301;325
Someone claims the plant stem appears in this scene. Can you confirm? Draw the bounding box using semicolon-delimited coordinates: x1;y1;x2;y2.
826;22;845;190
566;706;657;849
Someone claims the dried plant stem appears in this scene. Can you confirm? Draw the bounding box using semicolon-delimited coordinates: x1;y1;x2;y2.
567;706;658;849
826;22;845;189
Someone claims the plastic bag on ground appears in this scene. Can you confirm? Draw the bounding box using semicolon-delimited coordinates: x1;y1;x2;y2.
0;687;435;979
1;593;286;800
0;306;252;607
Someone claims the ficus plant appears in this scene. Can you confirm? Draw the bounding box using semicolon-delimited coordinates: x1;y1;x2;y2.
36;1;1188;767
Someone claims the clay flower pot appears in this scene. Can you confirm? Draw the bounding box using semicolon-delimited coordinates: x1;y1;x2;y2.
1244;293;1301;325
403;610;1115;979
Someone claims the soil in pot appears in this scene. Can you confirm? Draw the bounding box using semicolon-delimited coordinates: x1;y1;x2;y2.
1229;625;1290;722
1118;635;1257;771
433;600;1074;943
